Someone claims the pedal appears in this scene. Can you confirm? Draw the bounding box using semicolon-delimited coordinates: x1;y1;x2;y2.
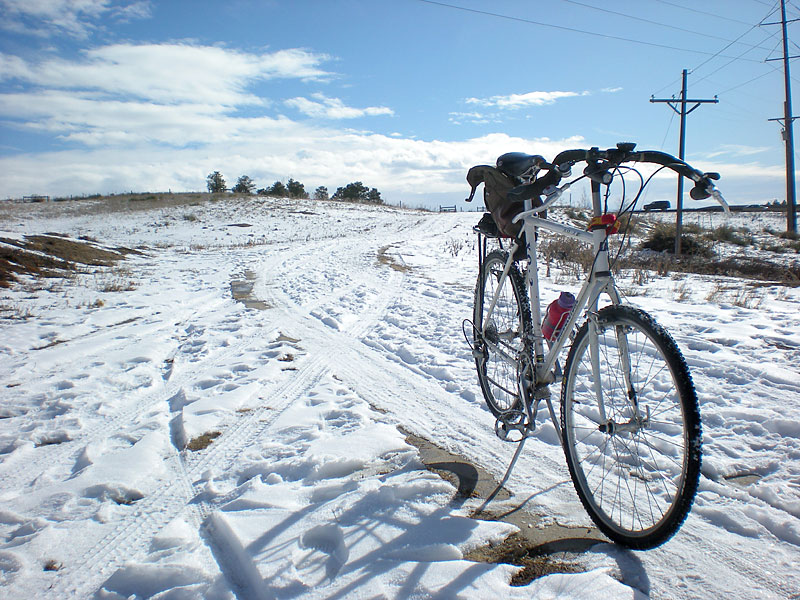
494;409;532;443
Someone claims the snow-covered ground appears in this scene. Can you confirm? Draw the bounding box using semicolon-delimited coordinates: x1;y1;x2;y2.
1;196;798;599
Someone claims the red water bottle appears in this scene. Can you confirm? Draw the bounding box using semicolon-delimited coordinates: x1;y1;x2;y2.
542;292;576;341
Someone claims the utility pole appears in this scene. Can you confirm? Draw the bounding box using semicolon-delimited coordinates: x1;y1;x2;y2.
651;69;718;255
766;0;798;235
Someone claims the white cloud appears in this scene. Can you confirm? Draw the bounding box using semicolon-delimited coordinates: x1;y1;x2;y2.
466;90;587;109
705;144;771;159
113;1;151;21
285;93;393;119
0;128;785;207
0;128;591;202
448;111;495;125
0;0;151;38
1;44;332;106
0;90;302;146
0;42;780;207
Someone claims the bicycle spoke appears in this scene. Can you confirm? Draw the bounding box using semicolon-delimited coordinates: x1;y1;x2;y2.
561;306;701;549
473;251;530;416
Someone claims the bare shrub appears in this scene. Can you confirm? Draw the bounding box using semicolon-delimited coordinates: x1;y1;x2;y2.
709;224;751;247
444;238;465;257
673;280;692;302
640;222;711;257
540;236;594;277
705;283;764;309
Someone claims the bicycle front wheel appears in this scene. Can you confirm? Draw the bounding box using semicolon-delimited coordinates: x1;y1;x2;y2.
473;250;531;417
561;305;701;549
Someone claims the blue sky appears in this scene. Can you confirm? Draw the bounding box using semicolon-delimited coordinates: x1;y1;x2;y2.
0;0;797;207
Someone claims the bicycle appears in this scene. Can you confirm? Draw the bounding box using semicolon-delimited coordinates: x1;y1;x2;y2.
464;142;728;550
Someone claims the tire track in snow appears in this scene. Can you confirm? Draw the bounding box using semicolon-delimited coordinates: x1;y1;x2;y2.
42;230;413;598
0;242;314;493
42;343;331;599
0;303;283;494
260;218;800;600
259;215;573;503
684;528;798;599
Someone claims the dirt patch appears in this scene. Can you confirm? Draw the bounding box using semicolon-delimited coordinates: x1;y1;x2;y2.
464;531;584;585
230;270;271;310
377;244;411;272
0;234;136;288
724;472;762;488
402;429;605;584
186;431;222;451
276;333;300;344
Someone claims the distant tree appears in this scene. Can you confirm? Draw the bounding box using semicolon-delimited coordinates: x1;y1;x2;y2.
267;181;288;197
287;178;309;199
332;181;367;202
331;181;383;204
313;186;329;201
206;171;227;193
232;175;256;195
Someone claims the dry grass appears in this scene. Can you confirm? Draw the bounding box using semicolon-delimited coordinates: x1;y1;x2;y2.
705;283;765;309
43;560;63;572
0;233;138;288
619;252;800;286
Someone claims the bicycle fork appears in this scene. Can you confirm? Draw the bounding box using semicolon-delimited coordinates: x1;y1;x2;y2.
591;317;650;436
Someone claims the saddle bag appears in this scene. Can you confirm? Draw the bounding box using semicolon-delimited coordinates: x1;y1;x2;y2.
465;165;524;238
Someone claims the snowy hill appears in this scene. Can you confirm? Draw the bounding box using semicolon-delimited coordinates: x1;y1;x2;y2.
0;196;798;599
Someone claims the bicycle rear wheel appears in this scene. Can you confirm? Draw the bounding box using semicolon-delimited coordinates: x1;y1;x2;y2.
561;305;701;549
473;250;531;417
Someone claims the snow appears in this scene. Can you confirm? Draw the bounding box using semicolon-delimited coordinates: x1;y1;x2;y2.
1;196;799;599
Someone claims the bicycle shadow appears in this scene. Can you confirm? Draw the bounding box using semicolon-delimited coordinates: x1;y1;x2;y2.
429;458;651;596
216;468;524;599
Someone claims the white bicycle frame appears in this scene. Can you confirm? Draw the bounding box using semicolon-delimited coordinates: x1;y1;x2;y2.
479;181;627;442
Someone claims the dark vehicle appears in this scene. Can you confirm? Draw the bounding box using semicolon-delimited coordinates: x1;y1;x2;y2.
643;200;670;211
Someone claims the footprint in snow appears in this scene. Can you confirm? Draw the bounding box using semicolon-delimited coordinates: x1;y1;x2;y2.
320;316;340;330
0;551;23;585
195;378;224;390
322;409;363;434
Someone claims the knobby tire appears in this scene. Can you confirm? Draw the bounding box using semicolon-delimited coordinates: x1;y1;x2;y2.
561;305;701;549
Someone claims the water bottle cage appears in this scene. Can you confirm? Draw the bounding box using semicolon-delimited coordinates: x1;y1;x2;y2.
588;213;620;235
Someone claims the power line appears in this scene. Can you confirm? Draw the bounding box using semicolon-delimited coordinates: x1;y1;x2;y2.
716;66;782;96
654;6;782;97
651;0;758;26
417;0;765;60
652;29;775;96
692;22;770;74
692;35;781;88
659;109;677;151
561;0;777;52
